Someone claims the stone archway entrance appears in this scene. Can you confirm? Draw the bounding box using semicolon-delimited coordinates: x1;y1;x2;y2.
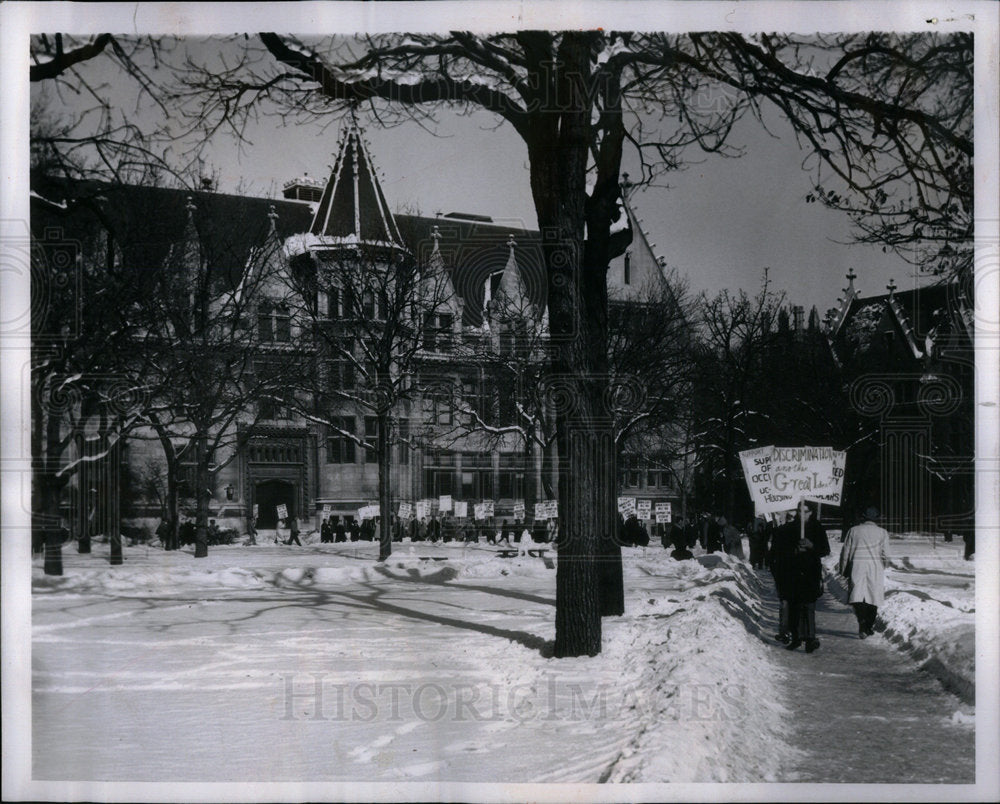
254;479;296;528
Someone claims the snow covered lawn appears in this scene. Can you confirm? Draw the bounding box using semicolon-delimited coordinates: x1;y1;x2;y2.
32;540;795;784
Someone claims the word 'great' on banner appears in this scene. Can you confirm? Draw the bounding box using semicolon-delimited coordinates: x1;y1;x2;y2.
739;445;846;516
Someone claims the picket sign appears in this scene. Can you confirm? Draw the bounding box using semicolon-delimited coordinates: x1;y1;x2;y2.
740;445;845;517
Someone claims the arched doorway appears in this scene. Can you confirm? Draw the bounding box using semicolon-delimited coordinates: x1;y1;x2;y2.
254;479;296;528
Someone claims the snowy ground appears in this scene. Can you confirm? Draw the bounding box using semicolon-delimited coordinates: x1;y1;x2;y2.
7;529;996;801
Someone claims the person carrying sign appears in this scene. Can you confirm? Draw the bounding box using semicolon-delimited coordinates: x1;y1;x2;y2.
771;500;829;653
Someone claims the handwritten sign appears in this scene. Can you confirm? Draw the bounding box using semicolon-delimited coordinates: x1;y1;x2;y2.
453;500;468;518
742;446;840;515
654;502;672;523
276;504;288;521
398;502;413;520
617;497;636;517
438;495;453;513
805;449;846;507
513;500;525;521
637;499;652;520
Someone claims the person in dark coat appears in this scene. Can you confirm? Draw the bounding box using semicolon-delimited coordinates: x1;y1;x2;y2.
284;516;302;546
427;515;441;543
962;527;975;560
333;516;346;542
705;515;723;554
622;515;642;547
349;517;360;542
719;517;744;559
748;515;769;569
768;512;797;644
179;518;196;548
771;501;830;652
320;516;332;543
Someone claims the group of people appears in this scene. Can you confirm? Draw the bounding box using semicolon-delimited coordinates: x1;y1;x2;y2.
769;501;892;652
647;501;893;654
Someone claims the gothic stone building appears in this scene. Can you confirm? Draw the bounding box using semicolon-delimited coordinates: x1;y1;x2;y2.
33;121;678;536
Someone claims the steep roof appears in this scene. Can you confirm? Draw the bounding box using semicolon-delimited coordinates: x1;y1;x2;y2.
394;214;546;328
308;119;407;251
30;176;313;292
29;177;545;328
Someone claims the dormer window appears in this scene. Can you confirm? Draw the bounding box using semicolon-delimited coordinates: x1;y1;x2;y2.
258;301;291;342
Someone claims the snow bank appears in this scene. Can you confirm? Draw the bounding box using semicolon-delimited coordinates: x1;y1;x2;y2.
824;533;975;704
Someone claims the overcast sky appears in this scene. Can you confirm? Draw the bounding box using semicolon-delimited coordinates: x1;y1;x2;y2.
199;94;920;316
28;29;954;317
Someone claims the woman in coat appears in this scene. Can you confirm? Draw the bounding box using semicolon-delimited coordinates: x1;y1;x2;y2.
838;506;890;638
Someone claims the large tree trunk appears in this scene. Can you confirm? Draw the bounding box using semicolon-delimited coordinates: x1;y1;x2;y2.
527;34;622;658
377;411;392;562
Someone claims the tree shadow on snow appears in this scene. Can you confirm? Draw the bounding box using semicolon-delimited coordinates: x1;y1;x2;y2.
370;564;556;607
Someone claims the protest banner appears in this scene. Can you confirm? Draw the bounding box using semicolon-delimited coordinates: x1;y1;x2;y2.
415;499;431;519
544;500;558;519
741;446;836;515
534;502;548;521
398;502;413;520
473;503;486;521
276;503;288;521
739;445;778;515
654;502;672;523
805;449;846;506
482;500;495;519
771;446;836;508
513;500;525;521
617;497;636;517
453;501;468;518
637;500;652;520
438;495;453;513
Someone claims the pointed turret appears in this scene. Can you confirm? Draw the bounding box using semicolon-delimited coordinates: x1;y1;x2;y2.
308;117;407;252
490;235;536;324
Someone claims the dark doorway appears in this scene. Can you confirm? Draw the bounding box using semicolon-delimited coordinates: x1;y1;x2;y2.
254;480;296;528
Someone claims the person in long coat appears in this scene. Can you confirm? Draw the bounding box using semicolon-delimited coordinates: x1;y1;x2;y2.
719;517;744;559
771;501;829;652
838;506;890;638
748;515;769;569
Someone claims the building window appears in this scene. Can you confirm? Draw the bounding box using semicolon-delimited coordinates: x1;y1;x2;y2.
258;302;273;342
422;313;454;352
423;451;456;497
326;417;356;464
274;304;291;341
624;250;631;286
365;416;378;463
258;301;291;342
327;283;355;319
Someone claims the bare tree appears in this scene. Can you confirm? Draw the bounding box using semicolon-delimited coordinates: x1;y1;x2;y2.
695;32;973;285
37;30;972;654
692;275;785;520
282;238;455;561
127;198;300;557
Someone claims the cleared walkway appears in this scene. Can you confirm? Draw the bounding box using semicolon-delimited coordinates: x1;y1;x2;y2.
756;573;975;783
